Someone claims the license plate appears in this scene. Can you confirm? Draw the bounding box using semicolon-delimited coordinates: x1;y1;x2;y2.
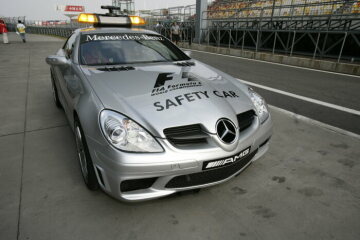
202;147;251;170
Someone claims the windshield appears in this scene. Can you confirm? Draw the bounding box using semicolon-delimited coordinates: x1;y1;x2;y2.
79;33;190;65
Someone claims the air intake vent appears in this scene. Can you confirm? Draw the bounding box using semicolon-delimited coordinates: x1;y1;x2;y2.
97;66;135;72
237;110;256;133
120;178;158;192
174;61;195;67
164;124;208;146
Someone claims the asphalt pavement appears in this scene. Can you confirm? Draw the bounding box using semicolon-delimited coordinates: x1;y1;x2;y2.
0;33;360;240
188;50;360;134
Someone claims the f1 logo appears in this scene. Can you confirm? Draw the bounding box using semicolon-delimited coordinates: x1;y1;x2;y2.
153;72;198;88
153;73;173;88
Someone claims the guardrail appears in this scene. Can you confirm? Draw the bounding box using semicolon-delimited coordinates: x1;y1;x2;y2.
25;24;195;47
26;26;77;38
26;26;79;38
25;20;359;63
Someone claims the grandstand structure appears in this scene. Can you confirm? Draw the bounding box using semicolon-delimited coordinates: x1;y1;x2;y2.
139;5;196;25
202;0;360;62
207;0;360;18
144;0;359;62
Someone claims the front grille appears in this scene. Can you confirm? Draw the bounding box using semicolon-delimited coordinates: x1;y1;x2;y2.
168;138;207;145
165;149;257;188
164;124;208;146
237;110;256;132
120;177;157;192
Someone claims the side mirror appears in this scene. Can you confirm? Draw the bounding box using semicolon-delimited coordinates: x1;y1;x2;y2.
184;50;192;57
65;49;72;58
46;55;70;66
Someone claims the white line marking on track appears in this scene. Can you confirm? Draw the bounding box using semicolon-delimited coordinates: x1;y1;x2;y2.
269;105;360;140
183;48;360;78
238;79;360;116
183;48;360;136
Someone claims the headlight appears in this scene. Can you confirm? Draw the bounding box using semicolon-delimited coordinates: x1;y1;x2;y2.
100;110;163;153
248;87;269;124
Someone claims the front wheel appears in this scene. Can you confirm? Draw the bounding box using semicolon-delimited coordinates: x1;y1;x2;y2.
74;120;99;190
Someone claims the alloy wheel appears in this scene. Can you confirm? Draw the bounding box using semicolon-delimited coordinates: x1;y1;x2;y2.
75;126;88;182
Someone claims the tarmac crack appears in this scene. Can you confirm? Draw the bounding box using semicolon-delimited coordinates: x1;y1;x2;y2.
0;124;69;139
16;48;31;240
25;124;69;134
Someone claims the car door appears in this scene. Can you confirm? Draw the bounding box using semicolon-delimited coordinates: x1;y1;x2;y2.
54;33;81;121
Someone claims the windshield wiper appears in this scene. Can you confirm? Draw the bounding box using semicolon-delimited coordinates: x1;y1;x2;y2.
84;60;170;66
85;62;127;66
127;60;170;64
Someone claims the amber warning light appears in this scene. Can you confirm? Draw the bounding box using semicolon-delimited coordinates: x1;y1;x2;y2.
129;16;146;25
78;13;98;23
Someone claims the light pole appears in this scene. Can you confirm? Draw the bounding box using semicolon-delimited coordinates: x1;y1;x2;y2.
195;0;208;43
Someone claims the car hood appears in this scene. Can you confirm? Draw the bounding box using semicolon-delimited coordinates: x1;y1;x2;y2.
81;60;254;137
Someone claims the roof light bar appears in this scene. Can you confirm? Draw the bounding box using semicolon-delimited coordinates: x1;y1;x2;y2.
77;13;146;27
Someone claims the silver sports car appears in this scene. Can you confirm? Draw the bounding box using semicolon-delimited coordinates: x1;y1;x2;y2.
46;13;272;201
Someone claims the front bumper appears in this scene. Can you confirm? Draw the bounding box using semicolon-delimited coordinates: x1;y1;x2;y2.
87;115;272;202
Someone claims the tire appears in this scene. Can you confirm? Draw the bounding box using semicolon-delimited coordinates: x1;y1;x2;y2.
74;120;99;190
51;72;62;109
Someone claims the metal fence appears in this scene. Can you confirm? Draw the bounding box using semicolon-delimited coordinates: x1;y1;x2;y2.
145;1;360;63
26;22;89;38
26;26;75;38
201;1;360;63
3;0;359;63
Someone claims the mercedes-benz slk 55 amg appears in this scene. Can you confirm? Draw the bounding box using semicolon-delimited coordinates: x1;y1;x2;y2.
46;10;272;201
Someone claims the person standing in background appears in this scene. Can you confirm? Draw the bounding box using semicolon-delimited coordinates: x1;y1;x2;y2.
0;20;9;44
188;25;192;46
16;20;26;43
155;21;162;34
171;22;180;45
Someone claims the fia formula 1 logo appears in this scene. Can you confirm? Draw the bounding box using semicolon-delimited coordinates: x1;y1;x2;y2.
151;72;202;96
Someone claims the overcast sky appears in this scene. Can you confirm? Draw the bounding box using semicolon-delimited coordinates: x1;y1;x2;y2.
0;0;196;20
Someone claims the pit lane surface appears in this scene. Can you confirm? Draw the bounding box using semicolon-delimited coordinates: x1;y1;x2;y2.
0;34;359;240
187;49;360;134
